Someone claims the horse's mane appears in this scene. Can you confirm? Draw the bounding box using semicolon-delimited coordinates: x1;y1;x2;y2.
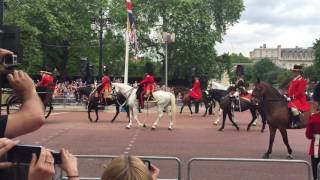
260;82;285;100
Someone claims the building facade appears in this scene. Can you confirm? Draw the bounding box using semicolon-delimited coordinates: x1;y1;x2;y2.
249;44;314;69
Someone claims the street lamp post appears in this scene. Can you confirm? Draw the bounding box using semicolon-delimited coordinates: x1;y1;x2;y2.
91;9;111;78
162;32;175;89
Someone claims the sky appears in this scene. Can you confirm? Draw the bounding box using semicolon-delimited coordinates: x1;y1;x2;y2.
215;0;320;57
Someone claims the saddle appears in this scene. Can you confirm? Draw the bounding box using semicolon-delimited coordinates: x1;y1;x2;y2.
144;92;155;102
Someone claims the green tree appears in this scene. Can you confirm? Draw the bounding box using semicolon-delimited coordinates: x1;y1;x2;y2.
313;38;320;78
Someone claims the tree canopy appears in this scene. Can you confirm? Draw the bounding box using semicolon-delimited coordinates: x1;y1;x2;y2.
4;0;244;82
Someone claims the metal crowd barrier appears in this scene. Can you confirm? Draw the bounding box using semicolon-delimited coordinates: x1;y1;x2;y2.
59;155;182;180
187;157;312;180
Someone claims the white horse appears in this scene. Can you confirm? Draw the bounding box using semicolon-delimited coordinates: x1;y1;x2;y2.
112;83;176;130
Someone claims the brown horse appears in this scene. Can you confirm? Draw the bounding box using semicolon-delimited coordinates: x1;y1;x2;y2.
176;88;213;116
251;80;312;159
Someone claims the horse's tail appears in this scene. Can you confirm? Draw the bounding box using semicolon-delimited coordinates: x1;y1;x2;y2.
170;93;176;123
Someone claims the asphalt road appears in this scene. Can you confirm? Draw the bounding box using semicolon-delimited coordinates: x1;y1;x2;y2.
14;108;311;180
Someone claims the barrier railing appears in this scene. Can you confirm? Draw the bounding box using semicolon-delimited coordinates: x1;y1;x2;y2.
59;155;182;180
187;157;312;180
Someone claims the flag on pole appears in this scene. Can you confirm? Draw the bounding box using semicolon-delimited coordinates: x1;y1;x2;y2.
126;0;138;53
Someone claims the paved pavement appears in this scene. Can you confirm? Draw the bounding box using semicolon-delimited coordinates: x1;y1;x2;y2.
15;109;311;180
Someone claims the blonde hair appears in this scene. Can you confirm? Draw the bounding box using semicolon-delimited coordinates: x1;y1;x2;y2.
102;155;152;180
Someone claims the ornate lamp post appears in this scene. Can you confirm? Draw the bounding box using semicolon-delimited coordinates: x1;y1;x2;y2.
162;32;175;89
91;9;111;78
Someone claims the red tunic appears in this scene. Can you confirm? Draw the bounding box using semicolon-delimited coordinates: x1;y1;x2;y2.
306;112;320;157
287;75;310;112
100;75;111;100
189;79;202;100
38;74;54;90
139;74;155;93
101;75;111;93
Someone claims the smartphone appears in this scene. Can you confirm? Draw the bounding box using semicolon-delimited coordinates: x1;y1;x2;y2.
7;144;62;164
142;159;152;170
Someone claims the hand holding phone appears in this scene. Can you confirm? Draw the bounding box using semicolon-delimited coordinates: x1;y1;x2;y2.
7;144;62;164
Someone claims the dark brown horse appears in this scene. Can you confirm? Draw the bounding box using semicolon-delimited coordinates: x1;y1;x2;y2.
176;88;213;117
207;89;266;132
87;86;129;122
251;80;312;159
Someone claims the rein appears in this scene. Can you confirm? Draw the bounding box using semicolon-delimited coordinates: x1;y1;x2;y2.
114;86;136;107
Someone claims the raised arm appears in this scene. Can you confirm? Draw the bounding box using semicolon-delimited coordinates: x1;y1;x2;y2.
5;70;45;138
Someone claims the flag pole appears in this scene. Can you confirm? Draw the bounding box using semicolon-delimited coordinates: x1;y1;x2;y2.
124;16;129;84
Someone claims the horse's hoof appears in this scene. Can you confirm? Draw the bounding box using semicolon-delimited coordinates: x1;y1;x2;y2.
143;124;147;128
95;120;98;123
213;121;218;126
262;153;270;159
218;128;223;131
287;154;293;160
252;122;257;126
246;127;250;131
168;127;172;131
111;120;115;123
236;126;240;131
125;126;131;129
151;127;156;130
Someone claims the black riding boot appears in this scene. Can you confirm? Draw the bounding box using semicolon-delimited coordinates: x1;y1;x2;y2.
290;115;300;128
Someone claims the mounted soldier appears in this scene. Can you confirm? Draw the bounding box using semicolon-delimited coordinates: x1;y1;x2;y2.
189;76;202;113
37;70;55;104
228;65;247;111
99;66;112;104
287;65;310;128
137;63;155;109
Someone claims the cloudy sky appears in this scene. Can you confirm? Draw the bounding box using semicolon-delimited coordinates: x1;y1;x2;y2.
215;0;320;57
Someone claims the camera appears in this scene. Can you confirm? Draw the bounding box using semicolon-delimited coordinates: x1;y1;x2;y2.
0;54;18;88
7;144;62;165
0;25;22;88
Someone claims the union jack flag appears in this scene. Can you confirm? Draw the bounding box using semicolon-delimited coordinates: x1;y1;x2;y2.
126;0;138;52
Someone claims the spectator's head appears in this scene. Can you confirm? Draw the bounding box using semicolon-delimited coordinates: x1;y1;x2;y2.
101;155;152;180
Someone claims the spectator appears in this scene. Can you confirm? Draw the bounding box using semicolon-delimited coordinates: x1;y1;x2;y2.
306;82;320;180
102;155;159;180
0;49;44;138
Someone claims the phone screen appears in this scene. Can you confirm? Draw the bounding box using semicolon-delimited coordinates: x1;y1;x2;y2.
7;145;62;164
7;145;41;164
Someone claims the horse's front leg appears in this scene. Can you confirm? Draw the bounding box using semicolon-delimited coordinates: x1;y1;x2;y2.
152;105;165;130
188;104;193;116
87;103;93;122
213;109;222;125
203;104;208;117
111;105;120;123
279;128;293;159
133;107;146;128
126;107;133;129
263;126;277;159
247;109;257;131
227;111;239;131
180;105;184;114
218;111;227;131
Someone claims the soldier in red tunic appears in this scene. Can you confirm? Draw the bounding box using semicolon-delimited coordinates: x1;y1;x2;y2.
189;76;202;113
138;63;155;109
189;76;202;100
100;67;111;104
287;65;310;128
306;81;320;180
37;70;55;104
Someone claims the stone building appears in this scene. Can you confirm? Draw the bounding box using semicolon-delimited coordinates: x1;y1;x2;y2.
249;44;314;69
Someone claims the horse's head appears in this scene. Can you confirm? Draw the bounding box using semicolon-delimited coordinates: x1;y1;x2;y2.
112;83;135;98
251;79;266;106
